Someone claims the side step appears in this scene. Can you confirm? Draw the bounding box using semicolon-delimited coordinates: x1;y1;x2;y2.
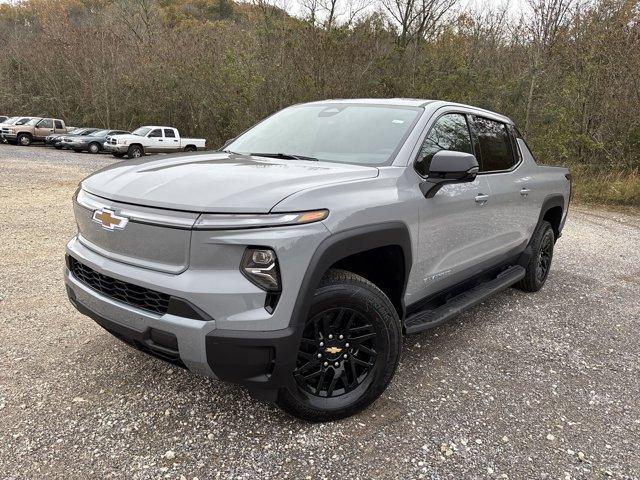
404;265;525;334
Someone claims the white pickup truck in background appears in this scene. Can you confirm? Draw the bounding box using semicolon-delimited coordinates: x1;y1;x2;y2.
104;126;206;158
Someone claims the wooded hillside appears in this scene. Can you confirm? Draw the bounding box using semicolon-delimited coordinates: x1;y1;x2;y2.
1;0;638;205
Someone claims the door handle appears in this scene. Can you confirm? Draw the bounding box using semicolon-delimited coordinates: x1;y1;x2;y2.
520;188;531;197
475;193;490;205
158;139;163;142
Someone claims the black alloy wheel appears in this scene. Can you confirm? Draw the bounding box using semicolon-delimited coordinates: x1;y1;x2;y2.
295;307;377;398
277;269;401;422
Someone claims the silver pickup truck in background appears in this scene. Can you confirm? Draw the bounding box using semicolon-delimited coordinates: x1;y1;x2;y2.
65;99;570;422
103;126;206;158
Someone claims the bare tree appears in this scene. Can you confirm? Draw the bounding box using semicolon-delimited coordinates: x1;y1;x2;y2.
381;0;458;49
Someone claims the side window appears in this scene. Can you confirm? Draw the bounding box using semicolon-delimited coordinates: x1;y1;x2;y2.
148;129;162;138
472;116;516;172
54;120;63;129
164;129;176;138
415;113;473;176
38;119;54;129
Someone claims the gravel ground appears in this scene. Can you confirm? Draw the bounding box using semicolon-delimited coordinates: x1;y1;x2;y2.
1;144;639;479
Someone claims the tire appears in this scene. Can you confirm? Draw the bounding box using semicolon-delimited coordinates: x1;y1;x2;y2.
88;142;100;154
184;145;197;152
17;133;32;146
515;220;555;292
127;145;143;158
277;269;402;422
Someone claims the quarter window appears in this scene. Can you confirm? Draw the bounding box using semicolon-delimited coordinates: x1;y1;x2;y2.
415;113;473;176
54;120;63;129
472;116;516;172
148;129;162;138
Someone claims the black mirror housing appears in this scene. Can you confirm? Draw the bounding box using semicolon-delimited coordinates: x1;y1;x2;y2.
420;150;479;198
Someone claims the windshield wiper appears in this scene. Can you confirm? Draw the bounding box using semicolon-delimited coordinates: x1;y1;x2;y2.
250;152;318;161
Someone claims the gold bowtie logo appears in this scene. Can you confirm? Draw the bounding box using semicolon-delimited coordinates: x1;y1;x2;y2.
325;346;342;355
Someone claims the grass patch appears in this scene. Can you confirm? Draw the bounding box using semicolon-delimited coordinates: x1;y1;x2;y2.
570;168;640;207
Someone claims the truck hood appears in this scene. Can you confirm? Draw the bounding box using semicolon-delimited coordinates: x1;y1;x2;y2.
81;152;379;213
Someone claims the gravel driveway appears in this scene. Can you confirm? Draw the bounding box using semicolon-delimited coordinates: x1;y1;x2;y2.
1;144;639;479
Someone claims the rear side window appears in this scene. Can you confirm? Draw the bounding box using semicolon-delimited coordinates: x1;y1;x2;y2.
54;120;63;129
472;116;516;172
415;113;473;176
148;129;162;138
38;119;54;129
164;129;176;138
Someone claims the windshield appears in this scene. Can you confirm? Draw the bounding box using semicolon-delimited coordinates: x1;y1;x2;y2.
89;129;109;137
132;127;152;136
2;117;18;124
227;104;422;166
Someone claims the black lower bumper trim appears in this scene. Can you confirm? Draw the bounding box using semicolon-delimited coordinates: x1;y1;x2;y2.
67;285;185;369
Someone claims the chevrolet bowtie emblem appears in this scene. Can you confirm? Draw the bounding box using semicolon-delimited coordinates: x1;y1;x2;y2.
325;346;342;355
92;208;129;231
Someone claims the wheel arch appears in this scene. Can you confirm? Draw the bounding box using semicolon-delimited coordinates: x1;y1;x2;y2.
294;222;412;323
537;194;565;240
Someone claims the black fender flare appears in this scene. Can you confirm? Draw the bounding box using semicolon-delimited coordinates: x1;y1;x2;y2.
537;194;566;235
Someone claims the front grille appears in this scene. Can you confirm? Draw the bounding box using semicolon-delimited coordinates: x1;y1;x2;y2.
68;256;170;315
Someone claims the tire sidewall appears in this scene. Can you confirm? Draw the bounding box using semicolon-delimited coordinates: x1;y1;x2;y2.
89;142;100;154
534;226;554;289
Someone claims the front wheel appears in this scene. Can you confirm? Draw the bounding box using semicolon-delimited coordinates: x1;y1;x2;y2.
515;220;555;292
88;142;100;154
127;145;143;158
277;269;402;422
17;133;32;146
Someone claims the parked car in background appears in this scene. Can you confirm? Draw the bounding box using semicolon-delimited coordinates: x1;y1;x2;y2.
66;129;130;154
46;127;88;147
53;128;100;149
0;116;7;123
104;126;206;158
0;116;37;142
3;117;68;146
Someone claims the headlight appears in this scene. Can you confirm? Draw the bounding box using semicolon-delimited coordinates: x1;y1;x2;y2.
241;247;280;292
194;209;328;230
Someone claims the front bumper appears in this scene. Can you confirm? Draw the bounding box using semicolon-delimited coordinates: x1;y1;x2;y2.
65;221;330;399
103;143;128;153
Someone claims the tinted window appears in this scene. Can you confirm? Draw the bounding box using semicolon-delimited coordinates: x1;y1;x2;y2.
148;129;162;138
54;120;63;129
38;119;54;129
472;116;516;172
164;128;176;138
415;113;473;176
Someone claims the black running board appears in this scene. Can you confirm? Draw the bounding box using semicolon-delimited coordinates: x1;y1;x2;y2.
404;265;525;334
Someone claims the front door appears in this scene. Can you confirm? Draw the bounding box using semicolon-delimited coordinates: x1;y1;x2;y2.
146;128;164;153
414;111;496;298
34;119;54;140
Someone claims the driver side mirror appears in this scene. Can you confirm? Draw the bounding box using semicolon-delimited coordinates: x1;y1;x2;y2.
420;150;479;198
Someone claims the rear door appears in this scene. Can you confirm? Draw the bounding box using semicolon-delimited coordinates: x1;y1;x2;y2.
470;115;530;257
163;128;180;151
53;119;66;134
34;118;54;140
146;128;164;152
415;110;495;297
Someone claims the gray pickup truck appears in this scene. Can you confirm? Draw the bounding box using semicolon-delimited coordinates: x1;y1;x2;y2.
65;99;570;422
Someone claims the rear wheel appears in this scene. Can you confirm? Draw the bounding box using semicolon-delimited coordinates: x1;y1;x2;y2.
17;133;32;146
127;145;143;158
184;145;197;152
515;220;555;292
277;269;402;422
88;142;100;154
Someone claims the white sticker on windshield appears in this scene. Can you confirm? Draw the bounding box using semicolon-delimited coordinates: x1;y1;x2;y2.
392;119;405;124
